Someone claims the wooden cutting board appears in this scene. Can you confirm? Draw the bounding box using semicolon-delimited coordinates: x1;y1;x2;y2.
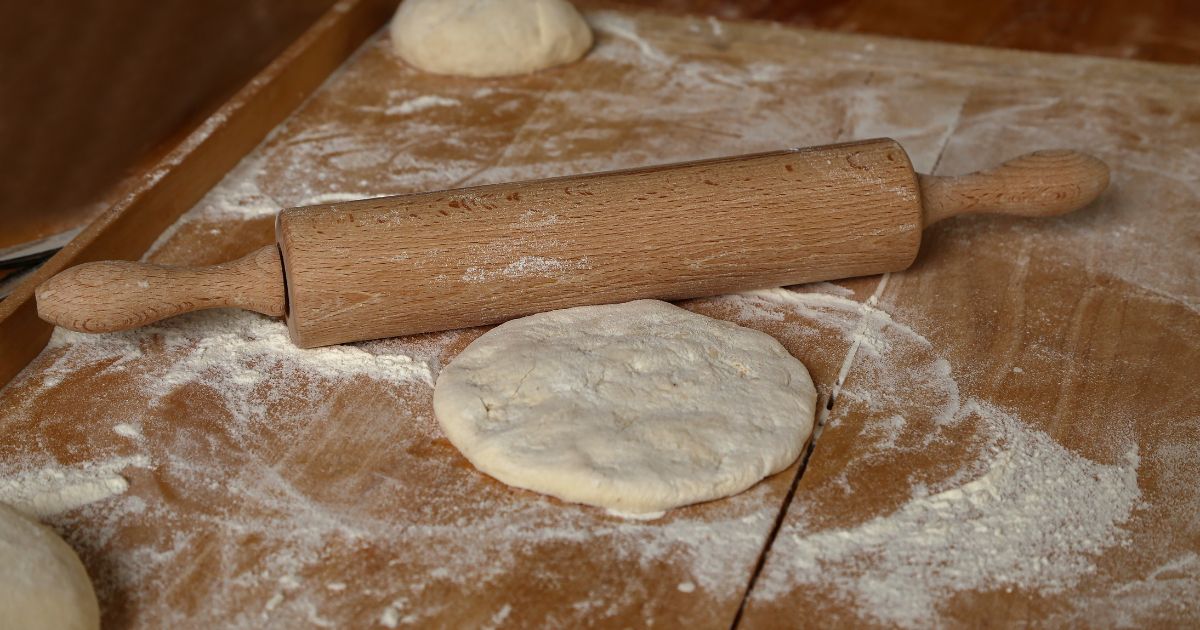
1;2;1197;627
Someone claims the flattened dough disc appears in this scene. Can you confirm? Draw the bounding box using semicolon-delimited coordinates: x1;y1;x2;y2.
433;300;817;515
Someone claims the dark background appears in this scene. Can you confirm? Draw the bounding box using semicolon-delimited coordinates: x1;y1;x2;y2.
2;0;1197;251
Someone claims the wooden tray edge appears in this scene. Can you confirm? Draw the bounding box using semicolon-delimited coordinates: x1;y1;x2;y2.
580;1;1200;96
0;0;399;388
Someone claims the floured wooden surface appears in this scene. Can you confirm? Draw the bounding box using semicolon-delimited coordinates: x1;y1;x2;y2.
740;53;1200;628
1;8;1198;628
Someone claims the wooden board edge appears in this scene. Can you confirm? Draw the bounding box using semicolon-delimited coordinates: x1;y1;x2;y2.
0;0;399;388
579;1;1200;97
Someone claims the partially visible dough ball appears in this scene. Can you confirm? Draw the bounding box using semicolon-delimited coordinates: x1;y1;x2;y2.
390;0;593;78
433;300;817;515
0;503;100;630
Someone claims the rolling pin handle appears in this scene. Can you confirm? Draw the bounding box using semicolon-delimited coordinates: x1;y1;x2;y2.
35;245;287;333
918;149;1110;226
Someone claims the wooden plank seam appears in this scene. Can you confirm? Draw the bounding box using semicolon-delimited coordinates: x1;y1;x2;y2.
728;272;891;628
730;123;962;623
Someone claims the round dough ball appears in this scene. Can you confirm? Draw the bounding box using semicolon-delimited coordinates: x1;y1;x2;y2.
0;503;100;630
389;0;593;78
433;300;817;515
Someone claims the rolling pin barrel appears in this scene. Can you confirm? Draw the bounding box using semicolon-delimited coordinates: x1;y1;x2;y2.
278;139;923;347
35;138;1109;347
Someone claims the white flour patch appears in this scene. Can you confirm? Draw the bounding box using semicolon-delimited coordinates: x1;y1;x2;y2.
64;450;779;628
4;11;1184;627
1047;552;1200;626
142;154;279;257
483;604;512;629
515;208;559;229
0;455;151;518
706;16;724;38
803;281;856;298
757;400;1141;627
385;95;460;116
169;154;281;224
300;191;385;205
462;256;590;282
739;285;925;347
141;152;392;259
379;605;400;628
36;309;439;433
725;286;1145;626
113;423;143;440
589;12;673;66
46;310;434;399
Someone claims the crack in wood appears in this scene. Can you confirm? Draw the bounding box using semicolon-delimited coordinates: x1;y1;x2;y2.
728;106;969;623
728;398;823;630
727;272;890;628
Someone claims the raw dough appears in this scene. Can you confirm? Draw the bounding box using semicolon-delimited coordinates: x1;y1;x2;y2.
389;0;593;78
0;503;100;630
433;300;817;514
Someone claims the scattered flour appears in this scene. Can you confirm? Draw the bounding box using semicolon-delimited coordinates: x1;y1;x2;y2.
462;255;590;282
16;297;784;625
2;9;1190;628
706;15;724;38
42;309;434;417
22;271;1151;626
1051;552;1200;626
385;95;460;117
0;455;151;518
758;400;1141;627
484;603;513;630
729;285;1149;626
379;605;400;628
380;598;421;628
113;423;143;440
589;12;673;66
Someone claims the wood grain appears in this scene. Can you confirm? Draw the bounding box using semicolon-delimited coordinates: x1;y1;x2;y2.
0;0;397;388
918;149;1109;225
1;6;1197;628
6;0;1193;256
627;0;1200;65
279;141;922;346
35;143;1107;346
739;25;1200;630
36;245;285;333
0;0;338;251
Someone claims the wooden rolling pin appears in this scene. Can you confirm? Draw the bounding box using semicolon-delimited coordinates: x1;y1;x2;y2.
36;138;1108;348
